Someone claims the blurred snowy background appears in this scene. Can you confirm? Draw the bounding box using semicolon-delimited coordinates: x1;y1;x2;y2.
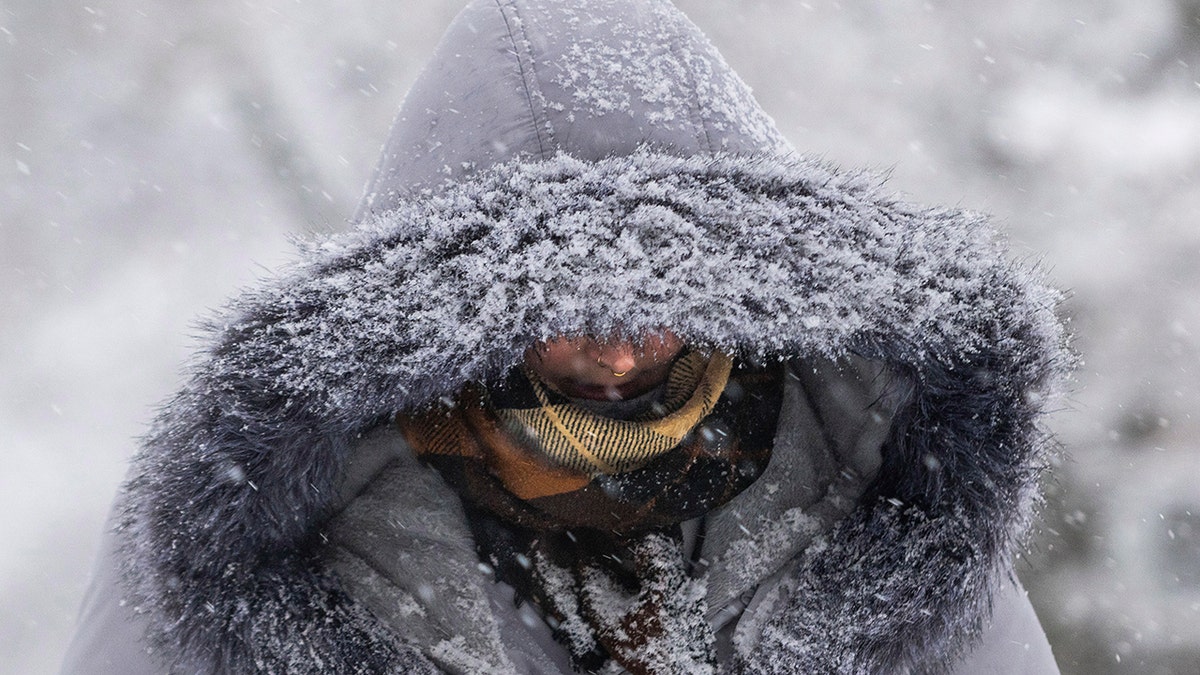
2;0;1198;672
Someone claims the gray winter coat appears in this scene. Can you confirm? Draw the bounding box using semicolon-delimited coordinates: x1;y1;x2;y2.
63;0;1069;673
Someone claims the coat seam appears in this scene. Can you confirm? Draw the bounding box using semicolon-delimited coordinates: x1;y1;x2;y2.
669;13;716;154
494;0;552;160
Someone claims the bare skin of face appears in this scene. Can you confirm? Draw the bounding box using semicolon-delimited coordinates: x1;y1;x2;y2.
523;331;686;401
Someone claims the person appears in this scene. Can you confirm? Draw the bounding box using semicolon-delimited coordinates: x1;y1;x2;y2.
62;0;1070;672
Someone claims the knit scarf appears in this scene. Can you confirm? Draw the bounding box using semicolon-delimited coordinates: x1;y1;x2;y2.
399;351;784;673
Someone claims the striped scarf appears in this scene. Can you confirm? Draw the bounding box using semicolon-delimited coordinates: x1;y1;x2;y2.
497;349;731;474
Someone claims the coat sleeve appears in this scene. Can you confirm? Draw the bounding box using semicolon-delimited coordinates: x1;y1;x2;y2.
60;500;164;675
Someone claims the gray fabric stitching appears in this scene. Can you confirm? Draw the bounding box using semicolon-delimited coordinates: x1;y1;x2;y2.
669;9;716;154
495;0;553;159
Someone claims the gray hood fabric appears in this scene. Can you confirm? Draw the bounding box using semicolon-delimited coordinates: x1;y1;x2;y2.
80;0;1069;673
354;0;789;215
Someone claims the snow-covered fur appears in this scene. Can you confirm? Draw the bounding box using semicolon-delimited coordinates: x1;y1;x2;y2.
119;151;1067;673
115;0;1070;672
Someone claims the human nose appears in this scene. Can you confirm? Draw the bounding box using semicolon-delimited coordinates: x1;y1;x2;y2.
595;341;637;375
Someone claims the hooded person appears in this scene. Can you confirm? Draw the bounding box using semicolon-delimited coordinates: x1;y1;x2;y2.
62;0;1071;673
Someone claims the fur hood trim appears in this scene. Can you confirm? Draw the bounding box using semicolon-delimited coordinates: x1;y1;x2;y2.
120;149;1069;673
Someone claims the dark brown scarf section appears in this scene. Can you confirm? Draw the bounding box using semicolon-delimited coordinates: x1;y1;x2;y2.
398;353;784;673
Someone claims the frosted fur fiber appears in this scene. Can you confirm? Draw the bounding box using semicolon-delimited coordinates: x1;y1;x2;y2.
117;149;1068;674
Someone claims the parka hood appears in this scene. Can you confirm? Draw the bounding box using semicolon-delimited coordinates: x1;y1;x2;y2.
356;0;789;214
118;1;1071;673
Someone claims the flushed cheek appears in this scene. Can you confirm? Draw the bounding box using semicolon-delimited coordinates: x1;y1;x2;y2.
637;333;683;362
573;351;598;372
545;350;594;377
